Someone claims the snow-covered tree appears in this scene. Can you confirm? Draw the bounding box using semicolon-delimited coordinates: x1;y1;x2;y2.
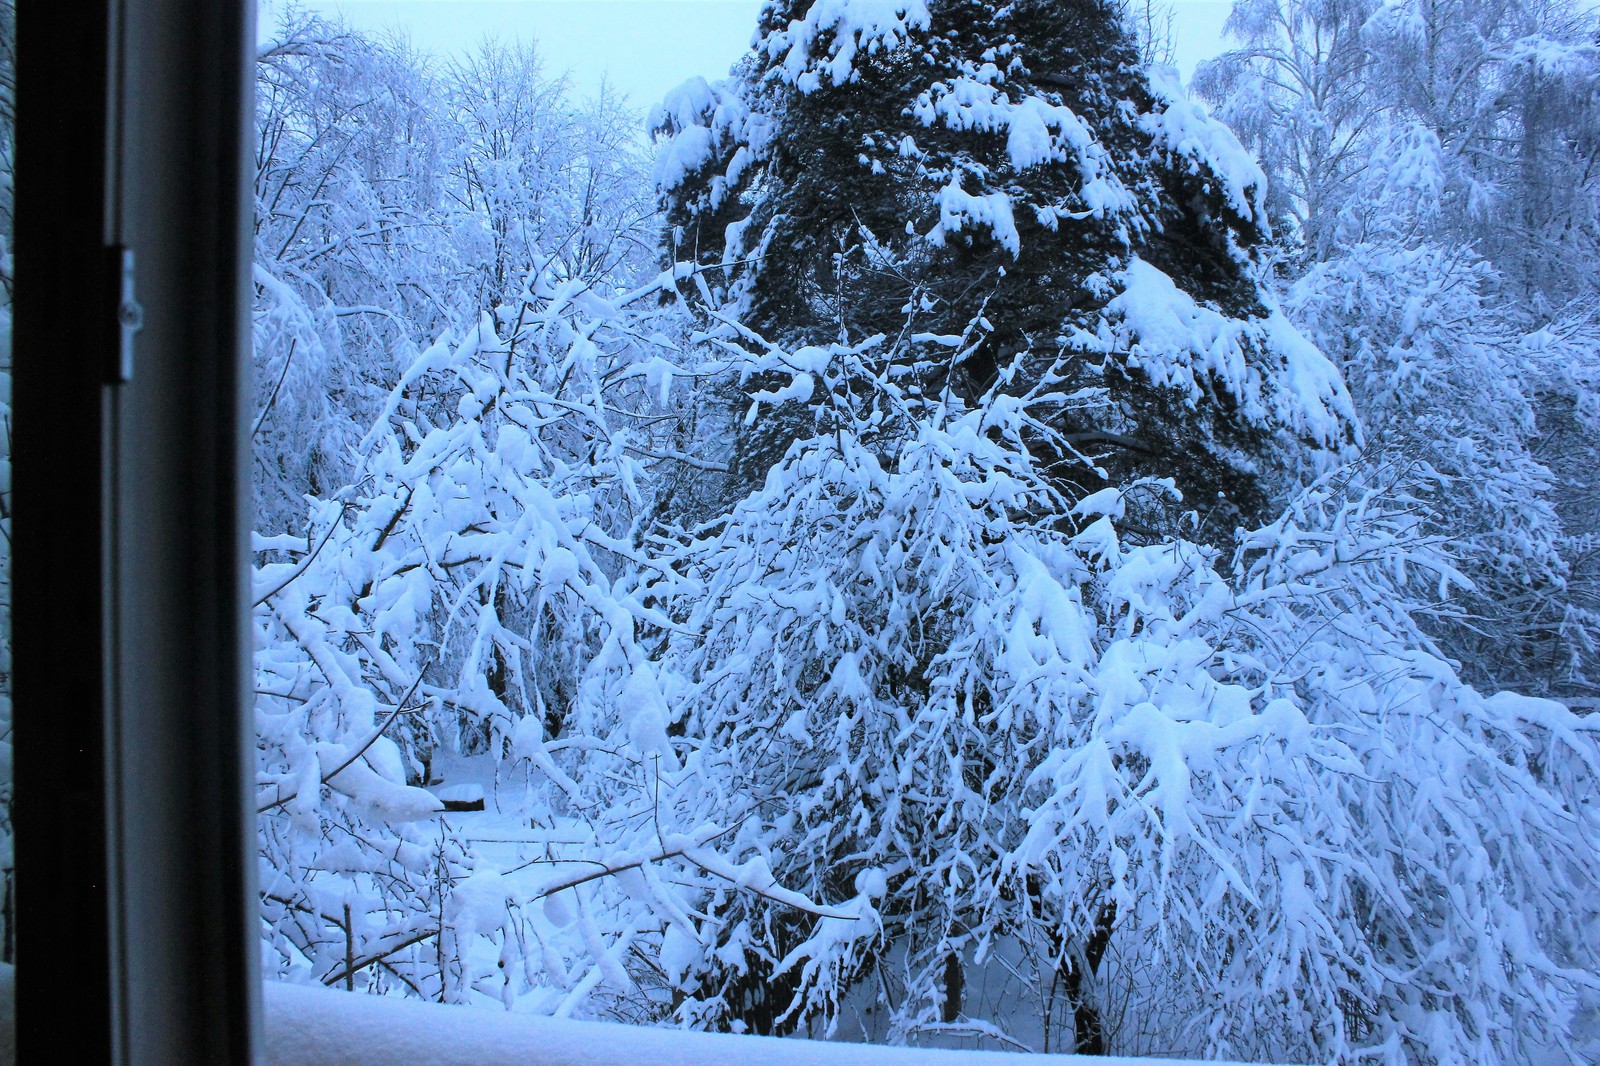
253;15;455;528
1290;244;1599;695
645;322;1600;1061
1195;0;1600;297
251;17;658;532
1188;0;1376;265
445;43;656;300
255;254;688;998
1197;0;1600;698
653;0;1355;534
1360;0;1600;306
248;16;730;1009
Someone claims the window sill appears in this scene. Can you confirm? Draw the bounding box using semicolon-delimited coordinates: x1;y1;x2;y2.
260;980;1266;1066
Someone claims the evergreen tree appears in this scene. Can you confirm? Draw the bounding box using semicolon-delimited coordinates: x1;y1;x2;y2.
654;0;1353;536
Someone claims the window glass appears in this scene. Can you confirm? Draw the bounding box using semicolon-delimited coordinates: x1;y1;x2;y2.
251;3;1600;1063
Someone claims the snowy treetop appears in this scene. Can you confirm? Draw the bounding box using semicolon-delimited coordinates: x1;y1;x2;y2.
760;0;932;93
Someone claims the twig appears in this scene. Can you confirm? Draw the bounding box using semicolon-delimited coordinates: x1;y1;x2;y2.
256;670;429;814
319;926;441;988
522;836;859;922
253;503;348;608
252;338;298;440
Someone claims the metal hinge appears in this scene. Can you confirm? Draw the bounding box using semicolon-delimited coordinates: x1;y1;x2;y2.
107;245;143;384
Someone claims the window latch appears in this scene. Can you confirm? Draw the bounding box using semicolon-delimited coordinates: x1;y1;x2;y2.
107;245;143;384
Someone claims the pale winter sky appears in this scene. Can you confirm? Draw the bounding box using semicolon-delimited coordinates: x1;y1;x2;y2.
258;0;1236;113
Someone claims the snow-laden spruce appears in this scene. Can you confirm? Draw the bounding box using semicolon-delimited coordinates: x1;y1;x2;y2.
654;0;1356;531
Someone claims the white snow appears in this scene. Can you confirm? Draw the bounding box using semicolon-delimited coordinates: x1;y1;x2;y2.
650;78;761;210
910;75;1134;219
618;665;679;767
322;748;444;822
434;782;484;806
763;0;932;94
1098;258;1354;449
262;980;1272;1066
1139;64;1268;227
930;177;1021;257
656;123;715;190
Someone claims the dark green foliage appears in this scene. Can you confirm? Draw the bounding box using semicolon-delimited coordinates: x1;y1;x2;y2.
657;0;1350;536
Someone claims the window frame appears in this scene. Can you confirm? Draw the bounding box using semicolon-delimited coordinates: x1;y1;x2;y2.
13;1;259;1060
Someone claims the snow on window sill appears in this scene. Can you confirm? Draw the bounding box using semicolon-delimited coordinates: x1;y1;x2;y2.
261;980;1274;1066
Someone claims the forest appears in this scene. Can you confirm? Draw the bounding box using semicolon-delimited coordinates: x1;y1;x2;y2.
19;0;1597;1061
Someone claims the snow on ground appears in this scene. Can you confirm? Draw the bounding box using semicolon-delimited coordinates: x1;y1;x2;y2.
263;978;1278;1066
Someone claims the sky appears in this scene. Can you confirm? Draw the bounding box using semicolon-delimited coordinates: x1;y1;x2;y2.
258;0;1237;113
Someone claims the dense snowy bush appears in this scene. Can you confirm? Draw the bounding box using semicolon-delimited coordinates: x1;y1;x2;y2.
643;323;1600;1062
254;254;688;997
